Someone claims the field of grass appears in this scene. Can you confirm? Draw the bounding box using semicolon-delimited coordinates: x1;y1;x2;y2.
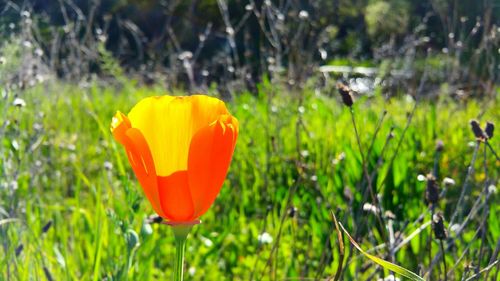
1;79;499;280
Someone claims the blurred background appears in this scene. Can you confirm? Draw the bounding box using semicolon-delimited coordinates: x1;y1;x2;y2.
1;0;499;95
0;1;499;280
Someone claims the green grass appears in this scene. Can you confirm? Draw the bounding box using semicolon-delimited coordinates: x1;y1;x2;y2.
1;80;498;280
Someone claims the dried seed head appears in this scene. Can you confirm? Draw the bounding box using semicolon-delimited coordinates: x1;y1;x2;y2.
288;206;298;218
343;186;353;202
384;210;396;220
470;120;486;140
485;121;494;139
336;82;353;107
425;173;440;206
41;220;52;233
432;212;448;240
15;244;23;256
435;140;444;152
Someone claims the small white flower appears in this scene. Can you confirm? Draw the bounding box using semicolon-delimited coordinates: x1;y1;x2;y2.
488;185;497;195
443;177;455;186
21;10;31;18
363;203;380;214
22;41;32;49
298;106;305;114
200;236;213;247
298;10;309;19
178;51;193;61
300;150;309;158
319;49;327;60
35;48;44;57
104;161;113;170
378;276;401;281
450;224;461;233
417;174;426;182
10;180;18;190
188;267;196;276
13;98;26;107
226;27;234;36
258;232;273;244
11;140;19;151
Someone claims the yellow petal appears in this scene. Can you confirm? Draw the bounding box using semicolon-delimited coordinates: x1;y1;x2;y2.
127;95;229;176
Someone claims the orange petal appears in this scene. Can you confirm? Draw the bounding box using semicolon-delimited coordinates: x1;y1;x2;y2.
187;115;238;218
111;112;165;218
110;111;131;145
127;95;229;176
157;171;195;221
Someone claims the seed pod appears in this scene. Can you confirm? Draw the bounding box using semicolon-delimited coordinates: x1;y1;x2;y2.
432;212;448;240
470;120;486;140
336;82;353;107
425;173;440;206
485;121;494;139
435;140;444;152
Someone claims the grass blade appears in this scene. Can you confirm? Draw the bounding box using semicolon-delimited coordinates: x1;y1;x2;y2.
330;211;345;281
339;222;424;281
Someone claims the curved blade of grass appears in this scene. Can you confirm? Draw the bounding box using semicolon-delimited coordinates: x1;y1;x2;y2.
330;211;345;281
339;222;424;281
0;218;20;226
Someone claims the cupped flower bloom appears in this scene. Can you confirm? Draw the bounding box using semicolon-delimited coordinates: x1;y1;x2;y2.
111;95;238;222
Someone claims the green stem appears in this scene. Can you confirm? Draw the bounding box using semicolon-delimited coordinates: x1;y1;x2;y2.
168;220;200;281
174;235;187;281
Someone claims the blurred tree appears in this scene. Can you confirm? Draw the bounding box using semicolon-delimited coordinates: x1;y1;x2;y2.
365;0;410;43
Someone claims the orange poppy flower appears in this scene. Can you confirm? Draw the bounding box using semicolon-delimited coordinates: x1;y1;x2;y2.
111;95;238;222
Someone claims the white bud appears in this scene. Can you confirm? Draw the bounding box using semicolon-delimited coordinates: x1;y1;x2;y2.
258;232;273;244
443;177;455;186
298;10;309;19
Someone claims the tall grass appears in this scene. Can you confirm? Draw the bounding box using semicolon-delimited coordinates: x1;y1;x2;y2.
0;80;498;280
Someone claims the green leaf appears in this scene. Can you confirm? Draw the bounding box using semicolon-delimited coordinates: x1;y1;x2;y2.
339;222;424;281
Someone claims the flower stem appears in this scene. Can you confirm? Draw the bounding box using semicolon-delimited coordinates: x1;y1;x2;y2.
174;234;187;281
166;220;200;281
